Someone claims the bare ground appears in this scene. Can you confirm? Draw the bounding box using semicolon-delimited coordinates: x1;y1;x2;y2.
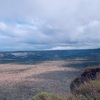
0;60;80;100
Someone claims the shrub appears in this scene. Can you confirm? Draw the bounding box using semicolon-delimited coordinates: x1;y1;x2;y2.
70;66;100;99
67;95;92;100
81;67;100;80
70;66;100;92
73;80;100;99
30;92;59;100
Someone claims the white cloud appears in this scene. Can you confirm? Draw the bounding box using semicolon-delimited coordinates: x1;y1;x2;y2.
0;0;100;51
0;22;7;30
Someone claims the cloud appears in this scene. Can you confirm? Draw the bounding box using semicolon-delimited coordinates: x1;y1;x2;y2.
0;0;100;51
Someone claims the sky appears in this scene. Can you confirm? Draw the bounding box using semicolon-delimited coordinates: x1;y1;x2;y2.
0;0;100;51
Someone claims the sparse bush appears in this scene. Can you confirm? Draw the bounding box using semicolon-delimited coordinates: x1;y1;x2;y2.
81;67;100;80
30;92;96;100
70;66;100;100
67;94;92;100
70;66;100;92
30;92;59;100
73;80;100;99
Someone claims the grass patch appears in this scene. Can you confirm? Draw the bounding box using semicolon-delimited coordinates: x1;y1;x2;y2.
73;79;100;99
30;92;59;100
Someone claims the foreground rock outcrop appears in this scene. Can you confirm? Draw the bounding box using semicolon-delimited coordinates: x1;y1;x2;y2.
70;66;100;92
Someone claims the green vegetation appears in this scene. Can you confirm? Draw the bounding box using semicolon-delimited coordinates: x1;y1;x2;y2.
29;80;100;100
30;92;59;100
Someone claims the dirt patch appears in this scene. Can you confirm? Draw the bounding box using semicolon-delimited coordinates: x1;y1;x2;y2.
0;60;79;100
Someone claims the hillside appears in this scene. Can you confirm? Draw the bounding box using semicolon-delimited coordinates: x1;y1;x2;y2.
0;48;100;64
0;49;100;100
70;66;100;100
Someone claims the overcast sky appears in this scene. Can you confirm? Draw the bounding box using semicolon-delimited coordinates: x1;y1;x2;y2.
0;0;100;51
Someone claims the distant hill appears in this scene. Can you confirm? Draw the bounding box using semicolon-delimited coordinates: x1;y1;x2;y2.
0;48;100;64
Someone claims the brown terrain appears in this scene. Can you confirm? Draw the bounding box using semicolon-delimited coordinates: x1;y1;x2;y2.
0;60;80;100
70;66;100;92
